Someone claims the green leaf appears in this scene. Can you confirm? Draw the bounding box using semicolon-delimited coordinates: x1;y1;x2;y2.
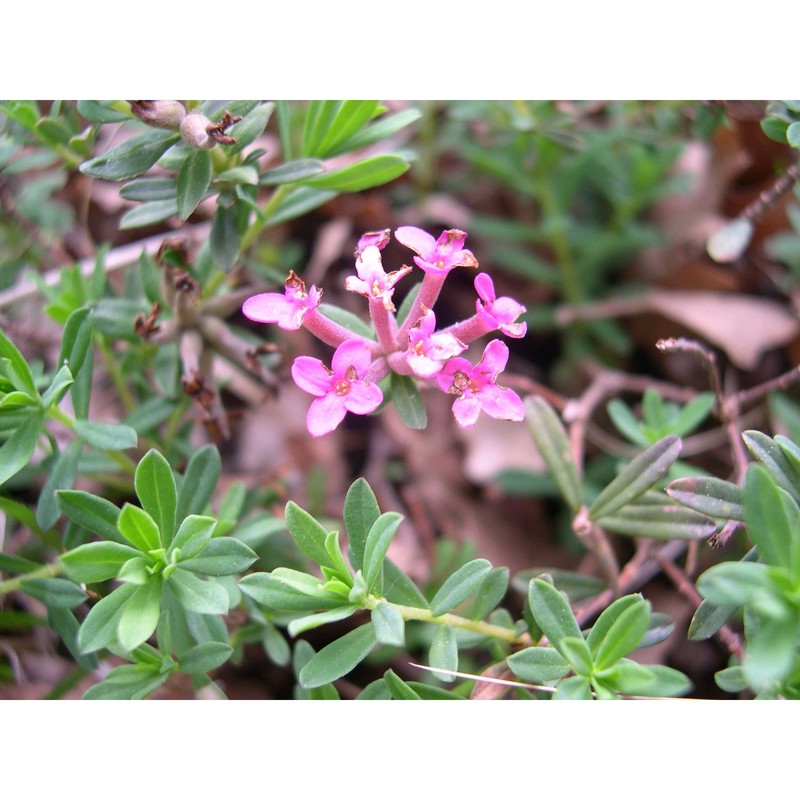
371;602;405;647
696;561;771;607
36;439;83;530
470;567;509;620
78;582;139;653
210;201;241;269
0;326;38;396
383;669;422;700
787;121;800;149
588;435;682;519
135;449;177;545
76;100;131;123
239;570;346;611
343;477;381;572
559;635;594;676
21;577;86;609
744;464;797;570
430;559;493;616
314;101;380;157
264;185;337;227
389;373;427;430
119;199;178;230
176;444;221;520
555;675;592;700
117;503;162;553
507;646;571;684
317;303;375;340
363;512;403;592
57;490;123;543
591;598;650;670
117;578;162;651
227;102;274;155
72;419;137;451
671;392;715;436
287;605;359;637
169;515;218;561
666;476;744;521
760;116;790;143
606;399;649;446
334;108;421;154
83;665;168;700
429;625;458;681
298;623;377;688
382;558;430;609
688;598;738;641
179;537;257;576
176;148;212;220
179;642;233;676
302;100;345;157
259;158;325;186
593;502;716;540
284;501;335;570
60;540;141;583
167;569;229;615
715;665;748;694
524;397;582;511
528;578;583;652
80;129;180;181
744;614;800;690
0;411;42;487
742;430;800;505
119;177;177;201
301;154;409;192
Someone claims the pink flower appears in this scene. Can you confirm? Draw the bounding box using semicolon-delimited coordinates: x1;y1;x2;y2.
394;226;479;274
345;245;411;311
406;307;466;378
242;271;322;331
436;340;525;428
356;228;391;254
291;339;383;437
474;273;527;338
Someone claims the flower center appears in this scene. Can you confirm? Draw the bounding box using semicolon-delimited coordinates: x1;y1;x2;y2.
334;379;351;396
448;370;470;394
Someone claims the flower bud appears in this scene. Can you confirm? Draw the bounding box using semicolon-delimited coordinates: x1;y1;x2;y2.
130;100;187;130
180;113;216;149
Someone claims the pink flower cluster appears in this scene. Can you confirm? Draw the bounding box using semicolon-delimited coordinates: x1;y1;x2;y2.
243;227;527;436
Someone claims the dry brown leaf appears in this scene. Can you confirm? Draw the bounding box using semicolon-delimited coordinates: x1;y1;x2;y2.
645;290;800;370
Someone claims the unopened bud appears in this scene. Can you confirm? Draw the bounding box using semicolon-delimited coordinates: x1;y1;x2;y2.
130;100;187;130
180;113;216;149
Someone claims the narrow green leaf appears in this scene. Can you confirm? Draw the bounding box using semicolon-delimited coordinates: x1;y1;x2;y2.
58;307;93;380
264;185;338;227
76;100;130;123
528;577;583;652
383;669;422;700
117;578;162;651
558;635;594;676
239;570;346;611
382;558;430;609
176;148;212;220
36;439;83;530
588;435;682;519
430;559;492;617
666;476;744;521
302;100;342;157
259;158;325;186
744;615;800;690
586;594;642;655
57;490;124;543
284;501;335;570
80;129;180;181
470;567;509;620
298;623;377;689
371;602;405;647
117;503;162;553
21;577;86;609
744;464;796;569
300;154;409;193
179;642;233;676
787;121;800;149
429;624;458;681
314;100;380;158
119;198;178;230
167;569;229;615
594;503;717;540
696;561;771;607
524;396;582;511
287;605;359;637
175;444;221;520
671;393;715;436
0;411;42;487
742;430;800;504
0;326;37;396
330;108;421;155
179;537;257;576
343;477;381;571
135;449;177;545
555;675;592;700
39;366;73;412
60;540;141;583
507;646;571;684
78;582;139;653
606;399;649;446
73;419;137;451
119;177;177;201
169;515;217;561
363;512;403;592
592;599;650;670
228;102;274;155
389;373;427;430
210;201;241;269
715;665;748;694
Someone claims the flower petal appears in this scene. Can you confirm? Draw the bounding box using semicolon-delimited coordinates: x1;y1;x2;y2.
395;226;436;259
451;394;482;428
331;339;374;376
291;357;332;396
474;273;496;304
242;293;296;327
476;339;509;378
306;393;347;437
343;381;383;415
477;385;525;422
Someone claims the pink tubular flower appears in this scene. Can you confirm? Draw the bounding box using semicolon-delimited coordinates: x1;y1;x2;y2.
356;228;391;254
242;271;322;331
474;273;527;338
291;339;383;437
345;245;411;312
406;307;466;378
436;340;525;428
394;226;479;274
